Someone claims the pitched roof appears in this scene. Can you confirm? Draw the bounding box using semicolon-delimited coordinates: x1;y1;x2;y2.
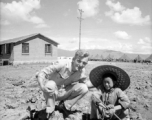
0;33;59;45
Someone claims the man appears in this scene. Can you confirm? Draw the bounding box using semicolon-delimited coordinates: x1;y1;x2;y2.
36;50;93;118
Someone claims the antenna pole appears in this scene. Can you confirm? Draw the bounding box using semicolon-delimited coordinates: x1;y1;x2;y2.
78;9;84;50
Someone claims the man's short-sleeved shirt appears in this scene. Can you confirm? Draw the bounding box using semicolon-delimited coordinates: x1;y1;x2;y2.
36;61;87;87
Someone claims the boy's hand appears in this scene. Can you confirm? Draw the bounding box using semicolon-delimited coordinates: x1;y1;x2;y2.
106;104;114;109
105;108;115;118
109;108;115;115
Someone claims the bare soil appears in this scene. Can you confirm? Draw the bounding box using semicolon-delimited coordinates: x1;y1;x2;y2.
0;61;152;120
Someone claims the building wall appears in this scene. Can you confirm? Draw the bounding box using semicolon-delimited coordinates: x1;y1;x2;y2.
13;37;58;64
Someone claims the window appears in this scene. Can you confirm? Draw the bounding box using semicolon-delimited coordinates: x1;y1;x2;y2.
0;45;2;55
0;45;5;55
45;44;52;54
6;44;11;54
22;43;29;53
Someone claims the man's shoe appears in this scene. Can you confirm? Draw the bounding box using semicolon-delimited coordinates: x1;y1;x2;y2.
47;111;55;119
56;100;80;118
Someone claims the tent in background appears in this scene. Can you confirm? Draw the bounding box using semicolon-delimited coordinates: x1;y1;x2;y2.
105;54;113;61
134;55;143;62
119;54;131;62
89;55;94;61
145;54;152;62
100;55;104;61
94;54;100;61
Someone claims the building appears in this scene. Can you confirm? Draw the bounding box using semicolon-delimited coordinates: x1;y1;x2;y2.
0;33;59;65
57;56;73;62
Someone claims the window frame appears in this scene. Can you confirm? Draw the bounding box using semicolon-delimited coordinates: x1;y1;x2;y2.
0;45;3;55
6;44;11;54
45;44;52;54
22;43;29;54
0;44;5;55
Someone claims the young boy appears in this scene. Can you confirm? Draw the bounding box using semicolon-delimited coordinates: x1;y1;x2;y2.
89;65;130;120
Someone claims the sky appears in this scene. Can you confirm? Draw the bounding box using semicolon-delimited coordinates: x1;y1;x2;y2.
0;0;152;54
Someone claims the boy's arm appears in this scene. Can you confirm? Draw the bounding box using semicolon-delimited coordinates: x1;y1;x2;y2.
116;88;130;109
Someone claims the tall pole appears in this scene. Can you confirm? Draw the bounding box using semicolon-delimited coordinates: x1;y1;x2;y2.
78;9;84;50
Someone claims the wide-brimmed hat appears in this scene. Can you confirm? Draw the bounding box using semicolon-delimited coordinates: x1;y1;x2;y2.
89;65;130;91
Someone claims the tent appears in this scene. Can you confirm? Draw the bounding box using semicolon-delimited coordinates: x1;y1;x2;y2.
94;54;101;61
91;54;101;61
105;54;113;61
119;54;130;62
100;55;104;61
134;55;143;62
89;55;94;61
145;54;152;62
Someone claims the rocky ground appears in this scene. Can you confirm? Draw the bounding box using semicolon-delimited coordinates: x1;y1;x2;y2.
0;61;152;120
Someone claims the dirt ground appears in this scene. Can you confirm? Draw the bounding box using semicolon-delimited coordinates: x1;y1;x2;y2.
0;61;152;120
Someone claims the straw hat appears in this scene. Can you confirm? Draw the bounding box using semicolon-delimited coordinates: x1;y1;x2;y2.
89;65;130;91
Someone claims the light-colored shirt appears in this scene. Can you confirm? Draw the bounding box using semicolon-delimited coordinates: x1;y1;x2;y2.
91;87;130;119
36;61;87;88
97;87;130;109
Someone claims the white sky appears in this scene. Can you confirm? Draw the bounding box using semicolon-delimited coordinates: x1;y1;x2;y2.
0;0;152;54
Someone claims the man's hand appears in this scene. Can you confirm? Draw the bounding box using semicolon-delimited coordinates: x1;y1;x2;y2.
42;85;56;96
85;80;94;88
42;86;50;93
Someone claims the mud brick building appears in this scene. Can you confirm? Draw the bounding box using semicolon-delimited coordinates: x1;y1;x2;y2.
0;33;59;65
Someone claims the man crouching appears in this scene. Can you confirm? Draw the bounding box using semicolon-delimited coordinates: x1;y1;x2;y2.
36;50;93;118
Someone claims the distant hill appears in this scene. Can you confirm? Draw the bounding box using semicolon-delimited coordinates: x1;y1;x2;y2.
58;49;150;60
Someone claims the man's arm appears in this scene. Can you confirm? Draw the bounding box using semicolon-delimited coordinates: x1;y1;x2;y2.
37;72;46;91
36;62;65;91
85;80;94;88
79;68;94;88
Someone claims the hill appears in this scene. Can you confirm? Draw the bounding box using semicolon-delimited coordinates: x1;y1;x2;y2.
58;49;150;60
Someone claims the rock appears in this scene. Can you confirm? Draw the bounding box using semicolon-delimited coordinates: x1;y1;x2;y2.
130;112;138;120
130;97;138;102
16;111;30;120
26;95;37;103
136;113;143;120
143;103;149;110
1;109;29;120
130;102;138;112
12;81;24;86
36;101;46;110
20;99;27;104
30;96;37;103
5;103;19;109
49;111;64;120
27;105;37;111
